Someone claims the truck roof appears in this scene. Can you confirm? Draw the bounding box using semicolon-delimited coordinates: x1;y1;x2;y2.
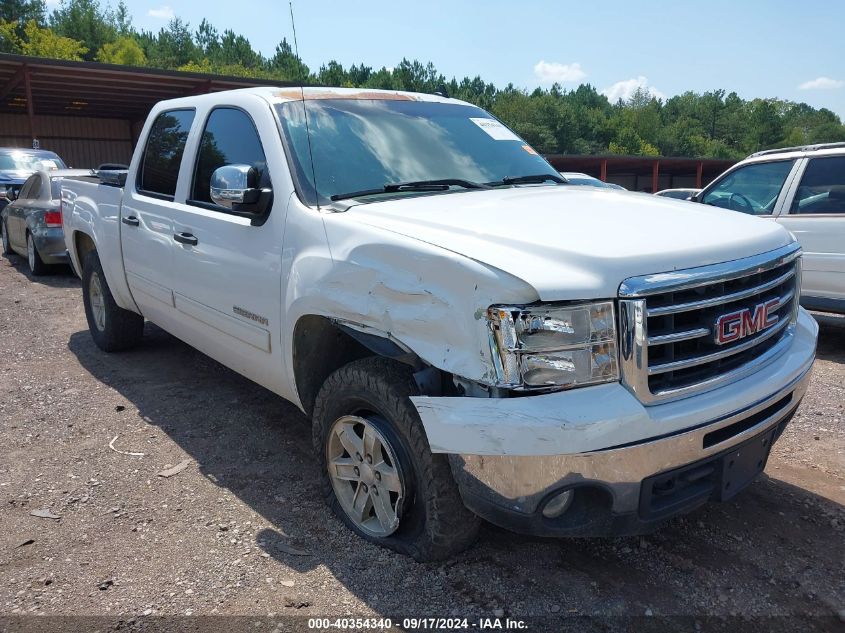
158;86;468;109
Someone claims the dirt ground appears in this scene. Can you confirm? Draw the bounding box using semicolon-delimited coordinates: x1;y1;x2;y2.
1;253;843;631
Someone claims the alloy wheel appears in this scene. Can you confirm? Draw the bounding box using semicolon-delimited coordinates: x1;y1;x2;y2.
326;415;405;537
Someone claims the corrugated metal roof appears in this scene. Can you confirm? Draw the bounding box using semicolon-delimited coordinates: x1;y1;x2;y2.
0;53;300;118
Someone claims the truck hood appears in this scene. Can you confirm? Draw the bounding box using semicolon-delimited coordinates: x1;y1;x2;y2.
344;186;793;301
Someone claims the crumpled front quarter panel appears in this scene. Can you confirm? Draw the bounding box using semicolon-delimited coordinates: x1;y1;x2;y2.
282;203;538;405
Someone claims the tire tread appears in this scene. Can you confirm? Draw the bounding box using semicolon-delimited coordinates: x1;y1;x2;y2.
313;357;479;561
81;250;144;352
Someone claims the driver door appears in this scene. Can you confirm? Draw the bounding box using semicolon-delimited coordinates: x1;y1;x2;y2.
700;159;800;217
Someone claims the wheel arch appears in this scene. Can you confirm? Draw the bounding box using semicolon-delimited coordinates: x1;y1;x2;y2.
291;314;427;418
72;230;97;272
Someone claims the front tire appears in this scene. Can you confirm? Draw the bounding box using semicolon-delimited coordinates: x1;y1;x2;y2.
313;357;480;561
26;232;47;276
81;250;144;352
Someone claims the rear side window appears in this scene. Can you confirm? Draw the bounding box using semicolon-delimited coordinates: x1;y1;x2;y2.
190;107;269;206
791;156;845;215
138;109;195;199
18;175;39;200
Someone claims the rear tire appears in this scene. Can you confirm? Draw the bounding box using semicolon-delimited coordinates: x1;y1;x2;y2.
1;219;11;256
313;357;480;561
26;232;47;276
81;250;144;352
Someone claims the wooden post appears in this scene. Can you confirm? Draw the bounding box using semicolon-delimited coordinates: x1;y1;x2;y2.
600;158;608;182
651;160;660;194
24;64;35;146
696;161;704;188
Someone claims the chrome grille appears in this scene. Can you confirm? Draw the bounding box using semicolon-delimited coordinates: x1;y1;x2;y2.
618;244;802;404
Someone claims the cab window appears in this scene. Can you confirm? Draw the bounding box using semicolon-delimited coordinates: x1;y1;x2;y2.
702;160;794;215
190;107;269;207
790;156;845;215
137;109;195;199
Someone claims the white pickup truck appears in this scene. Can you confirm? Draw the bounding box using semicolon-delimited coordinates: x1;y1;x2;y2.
62;87;818;561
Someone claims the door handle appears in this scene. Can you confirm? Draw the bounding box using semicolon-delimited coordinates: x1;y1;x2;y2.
173;232;198;246
121;215;140;227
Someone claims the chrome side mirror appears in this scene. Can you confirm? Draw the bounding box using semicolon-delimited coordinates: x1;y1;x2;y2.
210;164;261;209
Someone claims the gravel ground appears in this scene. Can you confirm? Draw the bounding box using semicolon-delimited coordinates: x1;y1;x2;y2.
0;254;843;630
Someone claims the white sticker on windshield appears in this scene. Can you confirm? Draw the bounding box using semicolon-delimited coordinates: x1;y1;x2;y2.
470;117;521;141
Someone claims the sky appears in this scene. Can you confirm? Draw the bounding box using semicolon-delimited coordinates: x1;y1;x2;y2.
48;0;845;118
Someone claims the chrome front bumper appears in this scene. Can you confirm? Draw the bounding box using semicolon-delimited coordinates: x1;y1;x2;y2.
449;364;810;523
411;308;818;536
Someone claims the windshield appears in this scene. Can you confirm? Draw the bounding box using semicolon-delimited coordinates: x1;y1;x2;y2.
0;151;65;172
275;99;560;205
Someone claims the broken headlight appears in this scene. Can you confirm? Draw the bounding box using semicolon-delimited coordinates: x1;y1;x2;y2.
487;301;618;389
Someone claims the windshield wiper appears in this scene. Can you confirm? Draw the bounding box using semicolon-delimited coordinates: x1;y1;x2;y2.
490;174;567;186
330;178;490;201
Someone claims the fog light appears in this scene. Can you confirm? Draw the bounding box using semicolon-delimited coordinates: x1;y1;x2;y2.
541;490;574;519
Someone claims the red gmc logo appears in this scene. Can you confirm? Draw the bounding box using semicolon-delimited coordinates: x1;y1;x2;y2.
714;298;780;345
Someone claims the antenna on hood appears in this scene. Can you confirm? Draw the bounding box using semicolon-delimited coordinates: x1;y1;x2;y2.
289;1;320;209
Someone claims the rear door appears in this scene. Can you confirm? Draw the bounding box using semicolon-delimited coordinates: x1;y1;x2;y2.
8;175;39;250
776;155;845;302
166;101;285;393
120;108;195;326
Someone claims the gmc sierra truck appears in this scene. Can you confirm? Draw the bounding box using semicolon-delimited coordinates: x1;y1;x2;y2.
62;87;818;561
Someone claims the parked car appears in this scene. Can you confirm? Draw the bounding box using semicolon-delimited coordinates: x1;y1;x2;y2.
694;142;845;314
0;148;67;212
1;169;91;275
560;171;626;190
655;188;700;200
61;88;816;560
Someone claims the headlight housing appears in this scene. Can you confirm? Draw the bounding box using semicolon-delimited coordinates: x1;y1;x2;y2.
487;301;618;389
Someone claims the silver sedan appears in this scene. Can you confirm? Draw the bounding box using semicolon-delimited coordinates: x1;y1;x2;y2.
1;169;91;275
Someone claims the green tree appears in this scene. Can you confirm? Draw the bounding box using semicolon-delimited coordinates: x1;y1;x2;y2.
143;17;196;68
745;99;784;151
96;34;144;65
48;0;116;61
318;60;348;87
217;29;261;68
195;18;219;57
21;19;86;60
266;38;308;81
0;21;22;53
1;0;45;35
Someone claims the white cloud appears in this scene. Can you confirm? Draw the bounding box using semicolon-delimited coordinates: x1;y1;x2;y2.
44;0;61;7
798;76;844;90
533;61;587;84
602;76;665;102
148;5;175;19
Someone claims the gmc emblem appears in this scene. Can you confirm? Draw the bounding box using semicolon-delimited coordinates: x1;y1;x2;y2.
714;298;780;345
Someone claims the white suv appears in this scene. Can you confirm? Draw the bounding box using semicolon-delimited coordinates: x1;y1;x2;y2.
696;142;845;314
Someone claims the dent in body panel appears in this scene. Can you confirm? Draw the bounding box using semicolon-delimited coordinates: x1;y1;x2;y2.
412;383;647;456
280;197;538;408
